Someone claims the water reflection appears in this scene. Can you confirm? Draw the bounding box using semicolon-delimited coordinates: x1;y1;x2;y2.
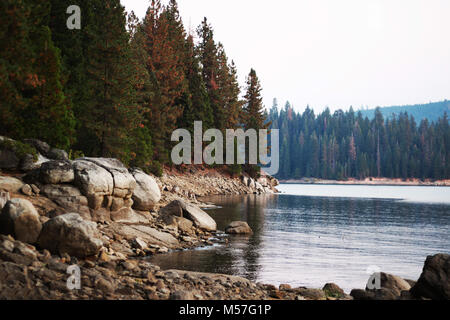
148;188;450;293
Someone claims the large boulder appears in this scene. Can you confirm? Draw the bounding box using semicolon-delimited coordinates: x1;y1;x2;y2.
183;203;217;232
0;149;20;169
23;139;50;156
350;288;398;300
225;221;253;234
160;200;217;232
129;168;160;211
0;198;42;244
39;160;74;184
40;184;90;219
410;254;450;300
73;159;114;210
323;283;346;298
47;148;68;161
366;272;411;296
20;153;49;172
38;213;103;257
109;224;179;249
79;158;135;199
0;176;24;193
160;200;184;217
351;272;412;300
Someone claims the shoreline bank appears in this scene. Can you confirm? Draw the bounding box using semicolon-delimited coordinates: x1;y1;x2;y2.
280;177;450;187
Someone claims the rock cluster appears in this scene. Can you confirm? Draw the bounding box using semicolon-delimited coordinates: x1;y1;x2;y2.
350;255;450;300
0;233;353;300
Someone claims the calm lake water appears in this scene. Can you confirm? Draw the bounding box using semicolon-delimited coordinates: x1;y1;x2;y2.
149;184;450;293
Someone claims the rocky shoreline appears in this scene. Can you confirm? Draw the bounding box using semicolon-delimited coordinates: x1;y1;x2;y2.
1;136;449;300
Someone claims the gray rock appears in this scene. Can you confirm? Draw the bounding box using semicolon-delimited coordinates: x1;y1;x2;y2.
225;221;253;234
410;253;450;300
40;184;91;218
111;224;179;249
366;272;411;296
21;184;33;196
183;203;217;231
23;139;50;156
30;184;40;194
73;160;113;209
0;149;20;169
40;184;82;198
129;168;161;211
295;288;326;300
0;198;42;244
47;148;68;161
131;237;148;250
79;158;135;198
160;200;184;217
110;208;149;224
170;290;194;300
323;283;345;298
160;200;216;231
39;160;74;184
38;213;103;258
175;216;194;234
0;176;24;193
350;288;398;300
20;153;48;172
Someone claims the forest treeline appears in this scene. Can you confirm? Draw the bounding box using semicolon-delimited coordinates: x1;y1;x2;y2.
268;100;450;180
0;0;267;176
360;100;450;124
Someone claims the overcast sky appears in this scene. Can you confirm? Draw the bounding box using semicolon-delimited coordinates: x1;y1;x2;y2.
120;0;450;113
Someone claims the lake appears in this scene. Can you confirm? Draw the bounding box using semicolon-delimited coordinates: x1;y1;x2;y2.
148;184;450;293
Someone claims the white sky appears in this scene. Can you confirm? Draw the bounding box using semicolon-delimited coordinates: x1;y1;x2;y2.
120;0;450;113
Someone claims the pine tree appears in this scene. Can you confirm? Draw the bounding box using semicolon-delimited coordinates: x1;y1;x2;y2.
0;0;75;149
81;0;143;160
242;69;268;131
142;0;186;163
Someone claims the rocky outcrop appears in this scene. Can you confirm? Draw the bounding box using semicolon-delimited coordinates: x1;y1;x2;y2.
225;221;253;234
73;159;114;210
71;158;143;217
39;160;74;184
80;158;136;198
0;198;42;244
410;253;450;300
40;184;90;219
38;213;103;258
130;168;161;211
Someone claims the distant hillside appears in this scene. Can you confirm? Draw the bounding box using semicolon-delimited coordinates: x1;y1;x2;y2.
359;100;450;123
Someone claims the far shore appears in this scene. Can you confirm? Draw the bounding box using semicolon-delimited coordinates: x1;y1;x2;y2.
279;177;450;187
